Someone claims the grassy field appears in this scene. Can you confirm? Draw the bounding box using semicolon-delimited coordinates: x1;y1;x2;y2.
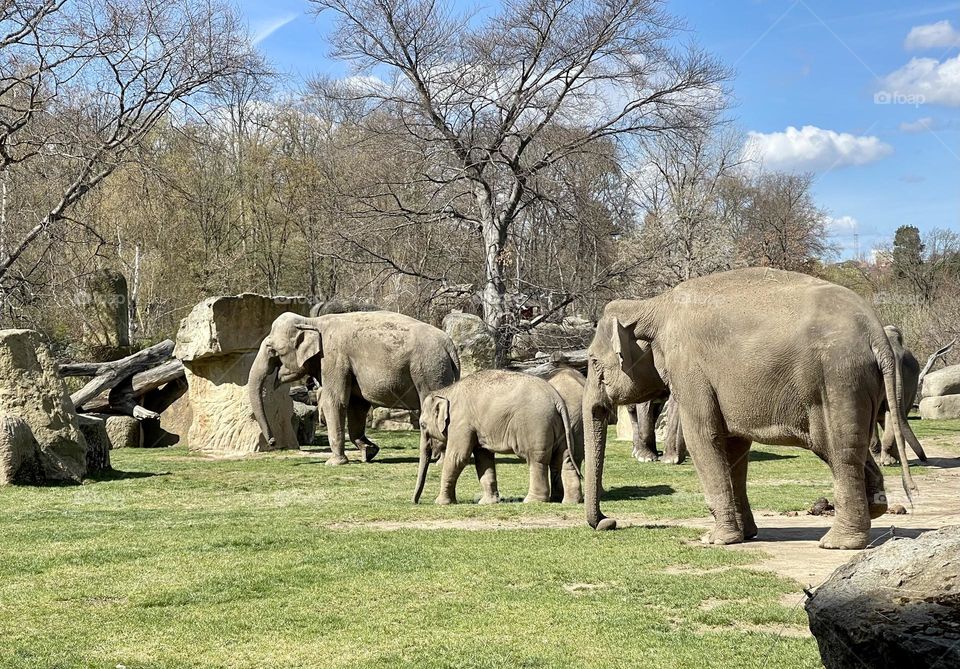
1;419;958;669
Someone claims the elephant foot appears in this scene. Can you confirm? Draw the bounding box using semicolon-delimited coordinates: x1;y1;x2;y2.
361;443;380;463
660;453;684;465
701;526;744;545
590;515;617;531
633;448;659;462
478;493;500;505
819;526;869;550
325;454;349;466
523;494;550;503
435;494;456;505
739;517;758;540
878;452;899;467
562;493;584;505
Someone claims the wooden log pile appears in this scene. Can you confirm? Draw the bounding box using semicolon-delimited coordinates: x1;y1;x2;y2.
58;340;187;420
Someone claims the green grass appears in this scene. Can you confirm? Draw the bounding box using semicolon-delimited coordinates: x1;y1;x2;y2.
1;420;956;668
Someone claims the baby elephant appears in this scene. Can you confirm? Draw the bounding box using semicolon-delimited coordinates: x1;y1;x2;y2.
413;370;581;505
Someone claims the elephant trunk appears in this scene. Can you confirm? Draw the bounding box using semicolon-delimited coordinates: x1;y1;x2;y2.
583;364;616;531
248;339;280;447
413;430;430;503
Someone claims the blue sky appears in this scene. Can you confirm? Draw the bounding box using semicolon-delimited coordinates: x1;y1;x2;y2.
239;0;960;259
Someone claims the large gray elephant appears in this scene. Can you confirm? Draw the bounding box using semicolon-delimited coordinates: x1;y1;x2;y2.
582;268;924;550
249;311;460;465
873;325;922;466
413;370;579;505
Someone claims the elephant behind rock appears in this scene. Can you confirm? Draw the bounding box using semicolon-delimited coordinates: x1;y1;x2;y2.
249;311;460;465
872;325;923;466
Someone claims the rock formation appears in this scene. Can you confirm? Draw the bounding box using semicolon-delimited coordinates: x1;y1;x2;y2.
174;294;308;455
0;329;87;483
806;526;960;668
443;312;495;376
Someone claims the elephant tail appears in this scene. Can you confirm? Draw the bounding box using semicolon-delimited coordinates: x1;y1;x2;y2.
872;328;919;502
550;387;580;479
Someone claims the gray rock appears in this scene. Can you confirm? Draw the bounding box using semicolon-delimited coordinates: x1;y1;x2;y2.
0;415;41;484
367;407;418;431
0;329;86;482
921;364;960;398
104;415;142;449
76;414;111;474
805;526;960;669
291;401;318;445
919;394;960;420
510;321;595;360
443;312;495;376
79;268;130;361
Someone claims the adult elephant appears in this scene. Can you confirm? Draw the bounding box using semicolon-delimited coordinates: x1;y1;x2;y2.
873;325;923;466
582;268;924;550
249;311;460;465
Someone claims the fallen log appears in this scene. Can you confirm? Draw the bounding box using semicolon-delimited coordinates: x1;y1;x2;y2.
81;360;185;414
917;340;955;399
509;349;588;378
69;340;175;410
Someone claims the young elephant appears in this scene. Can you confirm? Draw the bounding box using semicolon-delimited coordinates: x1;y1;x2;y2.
413;370;580;505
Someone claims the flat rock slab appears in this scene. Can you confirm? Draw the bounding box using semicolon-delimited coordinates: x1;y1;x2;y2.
922;364;960;398
920;394;960;420
805;525;960;668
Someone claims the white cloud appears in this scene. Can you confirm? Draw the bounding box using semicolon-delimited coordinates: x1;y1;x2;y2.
899;116;937;132
251;14;297;46
880;54;960;106
742;125;893;172
905;20;960;49
827;215;859;233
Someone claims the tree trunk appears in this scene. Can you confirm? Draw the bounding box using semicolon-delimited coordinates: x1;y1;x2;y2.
480;214;510;366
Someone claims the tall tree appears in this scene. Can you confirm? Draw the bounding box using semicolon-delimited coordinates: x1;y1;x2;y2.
311;0;727;362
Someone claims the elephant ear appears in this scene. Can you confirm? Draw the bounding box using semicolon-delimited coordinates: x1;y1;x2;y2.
612;317;643;374
294;327;322;368
433;396;450;435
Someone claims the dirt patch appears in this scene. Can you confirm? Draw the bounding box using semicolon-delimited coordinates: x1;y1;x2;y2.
563;582;609;595
696;623;810;638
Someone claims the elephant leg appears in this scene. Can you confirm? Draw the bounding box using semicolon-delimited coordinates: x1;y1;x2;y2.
819;434;872;550
549;451;564;503
474;448;500;504
662;399;687;465
864;455;888;519
525;457;552;503
436;448;469;505
346;402;379;463
557;447;583;505
727;437;756;539
632;402;659;462
682;406;742;545
320;395;349;466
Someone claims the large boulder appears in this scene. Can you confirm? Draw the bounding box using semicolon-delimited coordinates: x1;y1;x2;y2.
0;329;87;483
142;390;192;448
921;364;960;398
0;416;41;484
805;526;960;668
919;394;960;420
174;294;308;455
79;268;130;361
443;312;495;376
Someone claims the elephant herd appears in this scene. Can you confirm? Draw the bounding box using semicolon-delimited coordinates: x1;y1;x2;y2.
249;267;926;551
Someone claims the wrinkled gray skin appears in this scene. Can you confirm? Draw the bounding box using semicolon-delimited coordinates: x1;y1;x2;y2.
872;325;923;466
249;311;460;465
414;370;579;505
583;268;922;550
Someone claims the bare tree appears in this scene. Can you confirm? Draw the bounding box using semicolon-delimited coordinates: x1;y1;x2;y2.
311;0;727;361
0;0;254;298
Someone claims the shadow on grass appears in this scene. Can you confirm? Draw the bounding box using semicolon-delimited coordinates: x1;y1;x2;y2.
751;525;931;545
604;484;675;501
749;450;798;462
86;469;170;482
